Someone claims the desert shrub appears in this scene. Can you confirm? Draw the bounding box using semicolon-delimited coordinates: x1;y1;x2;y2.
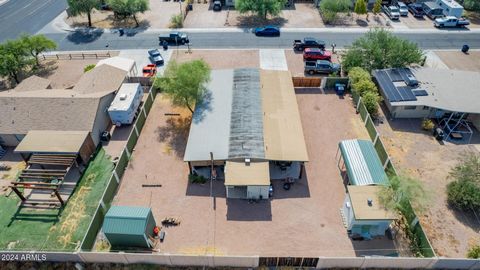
348;67;371;85
189;173;207;184
319;0;351;24
447;179;480;211
362;90;380;115
170;14;183;28
421;119;435;130
84;64;96;72
468;244;480;259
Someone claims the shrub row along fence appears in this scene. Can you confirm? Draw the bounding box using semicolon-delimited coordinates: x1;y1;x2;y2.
351;90;436;258
80;82;158;251
2;251;480;269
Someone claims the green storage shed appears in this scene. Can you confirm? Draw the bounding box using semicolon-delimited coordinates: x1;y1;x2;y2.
102;206;156;249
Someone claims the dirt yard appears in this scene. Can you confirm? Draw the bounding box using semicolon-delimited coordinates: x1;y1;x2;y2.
435;50;480;72
170;49;259;69
324;12;389;28
375;106;480;258
65;0;181;29
112;86;409;257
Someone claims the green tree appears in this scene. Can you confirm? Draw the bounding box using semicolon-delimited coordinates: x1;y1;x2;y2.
0;40;31;84
235;0;287;19
107;0;149;27
379;174;429;214
342;28;423;72
373;0;382;15
463;0;480;11
319;0;351;24
20;35;57;67
354;0;367;17
154;60;211;114
67;0;100;27
447;152;480;211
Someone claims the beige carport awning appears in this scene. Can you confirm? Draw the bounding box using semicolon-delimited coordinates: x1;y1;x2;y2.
225;161;270;186
260;70;309;162
15;130;90;154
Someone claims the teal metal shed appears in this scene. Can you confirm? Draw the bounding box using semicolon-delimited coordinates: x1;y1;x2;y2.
338;139;388;186
103;206;156;248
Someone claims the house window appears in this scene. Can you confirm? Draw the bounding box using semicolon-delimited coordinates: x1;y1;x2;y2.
404;106;417;110
423;106;430;110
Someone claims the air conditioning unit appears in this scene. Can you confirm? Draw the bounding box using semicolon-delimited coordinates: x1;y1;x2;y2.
119;94;128;100
406;74;418;86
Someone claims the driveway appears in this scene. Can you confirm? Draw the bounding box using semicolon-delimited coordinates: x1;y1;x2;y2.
259;49;288;70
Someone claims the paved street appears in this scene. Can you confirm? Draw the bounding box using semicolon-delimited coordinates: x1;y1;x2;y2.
42;30;480;51
0;0;67;42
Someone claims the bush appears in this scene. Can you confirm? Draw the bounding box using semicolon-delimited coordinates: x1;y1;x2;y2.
348;67;371;85
352;79;377;96
189;173;207;184
464;0;480;11
447;180;480;211
84;64;96;73
319;0;351;24
468;244;480;259
362;90;380;115
170;14;183;28
421;119;435;130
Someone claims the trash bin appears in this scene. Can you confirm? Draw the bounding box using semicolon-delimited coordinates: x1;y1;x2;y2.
462;44;469;53
119;28;124;36
162;41;168;50
335;83;346;96
188;4;193;10
433;127;444;141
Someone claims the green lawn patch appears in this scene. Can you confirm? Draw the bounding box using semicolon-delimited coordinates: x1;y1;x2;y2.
0;148;113;251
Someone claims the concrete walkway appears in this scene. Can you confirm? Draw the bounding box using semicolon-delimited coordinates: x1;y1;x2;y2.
259;49;288;71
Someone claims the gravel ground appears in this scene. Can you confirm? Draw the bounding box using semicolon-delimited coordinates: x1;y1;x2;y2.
169;49;259;69
375;105;480;257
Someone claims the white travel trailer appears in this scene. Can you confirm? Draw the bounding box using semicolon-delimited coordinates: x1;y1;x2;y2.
436;0;464;18
108;83;143;126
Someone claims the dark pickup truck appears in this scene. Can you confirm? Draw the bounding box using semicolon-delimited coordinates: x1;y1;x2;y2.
293;37;326;51
158;31;189;45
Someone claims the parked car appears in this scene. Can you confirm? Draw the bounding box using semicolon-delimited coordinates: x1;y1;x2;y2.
304;60;340;75
303;48;332;61
408;3;425;17
382;5;400;20
213;1;221;11
254;26;280;37
434;16;470;28
158;31;189;45
397;2;409;16
293;37;326;51
148;49;164;65
142;64;157;77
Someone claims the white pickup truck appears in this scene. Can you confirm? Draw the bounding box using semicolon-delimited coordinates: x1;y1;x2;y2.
382;5;400;20
434;16;470;28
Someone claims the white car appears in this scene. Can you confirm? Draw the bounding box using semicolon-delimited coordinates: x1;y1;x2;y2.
397;2;409;16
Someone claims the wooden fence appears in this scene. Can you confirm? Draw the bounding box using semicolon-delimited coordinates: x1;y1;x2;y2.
292;76;321;87
39;52;112;61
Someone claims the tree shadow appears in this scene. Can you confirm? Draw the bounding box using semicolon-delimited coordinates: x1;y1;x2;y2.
185;178;226;197
27;61;58;79
66;28;105;44
192;90;213;124
235;15;288;28
155;116;191;158
448;204;480;232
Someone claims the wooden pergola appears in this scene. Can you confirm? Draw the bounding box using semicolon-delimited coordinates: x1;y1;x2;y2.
9;154;77;207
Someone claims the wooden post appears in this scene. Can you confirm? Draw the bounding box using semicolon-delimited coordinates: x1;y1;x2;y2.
11;187;26;201
54;190;65;206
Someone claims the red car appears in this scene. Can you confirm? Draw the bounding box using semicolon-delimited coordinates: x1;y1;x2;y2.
303;48;332;61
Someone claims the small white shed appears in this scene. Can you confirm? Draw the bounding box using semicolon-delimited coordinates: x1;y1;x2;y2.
342;185;396;239
436;0;464;18
108;83;143;126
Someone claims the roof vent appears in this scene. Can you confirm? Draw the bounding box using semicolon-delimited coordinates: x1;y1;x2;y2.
367;198;373;207
406;74;418;86
119;94;127;100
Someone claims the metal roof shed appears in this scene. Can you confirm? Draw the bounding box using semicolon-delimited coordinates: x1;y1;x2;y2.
103;206;156;249
338;139;388;186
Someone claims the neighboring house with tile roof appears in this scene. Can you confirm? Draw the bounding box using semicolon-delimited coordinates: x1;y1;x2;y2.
0;59;131;147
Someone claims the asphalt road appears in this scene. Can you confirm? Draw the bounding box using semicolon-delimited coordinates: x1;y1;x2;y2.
44;30;480;51
0;0;67;42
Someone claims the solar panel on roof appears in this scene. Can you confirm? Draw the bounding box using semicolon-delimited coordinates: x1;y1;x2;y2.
397;87;417;101
413;90;428;96
387;69;403;82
